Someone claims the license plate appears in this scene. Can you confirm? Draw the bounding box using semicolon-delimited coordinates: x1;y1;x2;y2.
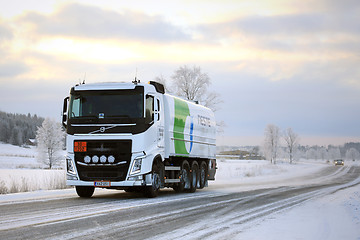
94;181;111;187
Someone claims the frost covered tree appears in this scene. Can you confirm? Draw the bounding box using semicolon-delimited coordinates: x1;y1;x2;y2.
306;148;317;160
346;148;360;161
328;147;341;160
318;147;328;161
283;128;299;164
155;65;222;112
264;124;280;164
36;118;65;169
172;65;210;101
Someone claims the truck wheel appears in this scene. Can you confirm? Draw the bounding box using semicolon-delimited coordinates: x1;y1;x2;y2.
199;161;208;189
145;163;161;198
173;160;190;193
189;161;198;193
76;186;95;198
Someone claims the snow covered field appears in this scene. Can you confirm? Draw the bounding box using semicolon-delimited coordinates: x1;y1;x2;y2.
0;143;359;239
0;143;66;193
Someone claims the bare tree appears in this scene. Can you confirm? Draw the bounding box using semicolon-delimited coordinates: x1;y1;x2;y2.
172;65;209;100
346;148;360;161
155;65;222;112
263;124;280;164
283;128;299;164
36;118;65;169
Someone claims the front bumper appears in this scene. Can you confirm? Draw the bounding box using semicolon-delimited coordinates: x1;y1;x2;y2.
66;172;154;187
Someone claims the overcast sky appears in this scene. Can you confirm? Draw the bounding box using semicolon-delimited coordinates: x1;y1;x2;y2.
0;0;359;146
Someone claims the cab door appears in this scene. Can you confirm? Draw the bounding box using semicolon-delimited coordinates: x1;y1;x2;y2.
145;94;164;148
155;96;165;148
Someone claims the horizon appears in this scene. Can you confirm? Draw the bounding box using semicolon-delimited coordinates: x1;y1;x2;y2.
1;108;359;147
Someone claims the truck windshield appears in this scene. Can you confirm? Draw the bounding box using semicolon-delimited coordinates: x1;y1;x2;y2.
69;90;144;119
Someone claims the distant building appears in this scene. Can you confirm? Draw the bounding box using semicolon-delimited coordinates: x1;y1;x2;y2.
26;138;37;146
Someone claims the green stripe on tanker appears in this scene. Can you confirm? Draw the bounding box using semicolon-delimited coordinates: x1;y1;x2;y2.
173;98;190;155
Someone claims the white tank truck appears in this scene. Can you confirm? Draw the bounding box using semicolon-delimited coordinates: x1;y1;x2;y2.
62;80;216;198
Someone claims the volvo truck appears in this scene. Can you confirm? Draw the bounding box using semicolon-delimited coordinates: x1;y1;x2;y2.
62;80;216;197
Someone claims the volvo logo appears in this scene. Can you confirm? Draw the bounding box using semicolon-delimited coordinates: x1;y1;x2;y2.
88;124;130;134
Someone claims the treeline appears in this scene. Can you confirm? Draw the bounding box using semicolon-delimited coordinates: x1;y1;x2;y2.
298;142;360;160
0;111;44;146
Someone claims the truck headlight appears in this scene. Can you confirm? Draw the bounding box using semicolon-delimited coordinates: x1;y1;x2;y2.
130;158;142;175
66;158;76;175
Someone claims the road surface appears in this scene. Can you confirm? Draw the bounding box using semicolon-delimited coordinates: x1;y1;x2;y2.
1;164;359;239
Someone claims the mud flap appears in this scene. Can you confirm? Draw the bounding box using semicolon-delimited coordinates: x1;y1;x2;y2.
208;159;216;180
145;173;153;186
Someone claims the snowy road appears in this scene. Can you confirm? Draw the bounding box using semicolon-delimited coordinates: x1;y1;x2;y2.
1;164;359;240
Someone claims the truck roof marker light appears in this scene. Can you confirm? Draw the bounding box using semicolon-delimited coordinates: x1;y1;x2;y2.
74;141;87;152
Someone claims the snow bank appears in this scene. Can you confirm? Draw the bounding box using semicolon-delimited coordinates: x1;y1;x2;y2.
0;169;66;193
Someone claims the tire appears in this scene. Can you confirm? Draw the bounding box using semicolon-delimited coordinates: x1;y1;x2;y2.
172;168;185;192
76;186;95;198
145;162;161;198
199;161;208;189
189;161;199;193
124;187;136;193
173;160;190;193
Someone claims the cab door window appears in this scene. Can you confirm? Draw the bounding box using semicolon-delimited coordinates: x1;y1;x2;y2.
145;95;154;124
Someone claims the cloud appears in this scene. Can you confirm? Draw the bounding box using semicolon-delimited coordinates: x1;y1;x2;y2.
0;21;13;41
18;3;191;42
0;62;29;78
199;0;360;53
231;13;360;36
0;20;29;78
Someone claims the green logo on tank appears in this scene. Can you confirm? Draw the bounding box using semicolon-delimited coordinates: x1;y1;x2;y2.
173;98;190;155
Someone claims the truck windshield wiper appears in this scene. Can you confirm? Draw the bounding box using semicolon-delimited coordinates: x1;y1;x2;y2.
78;116;98;119
107;115;131;119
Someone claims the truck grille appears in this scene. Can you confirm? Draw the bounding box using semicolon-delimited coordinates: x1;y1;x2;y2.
75;140;132;181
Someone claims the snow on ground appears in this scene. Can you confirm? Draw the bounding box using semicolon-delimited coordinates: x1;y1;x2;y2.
0;169;66;192
0;143;66;193
238;184;360;240
214;158;360;240
212;157;331;191
0;143;40;169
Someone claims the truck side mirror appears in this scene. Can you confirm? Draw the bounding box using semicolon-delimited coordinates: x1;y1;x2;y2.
62;97;69;128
